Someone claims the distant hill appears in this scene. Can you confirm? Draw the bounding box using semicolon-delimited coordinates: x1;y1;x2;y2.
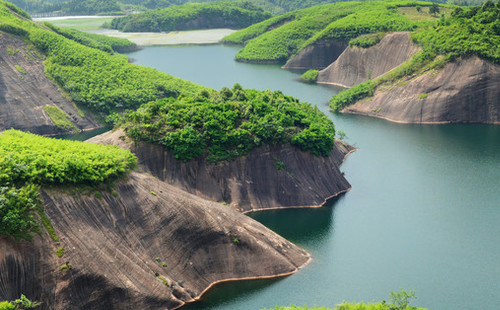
7;0;491;15
109;1;272;32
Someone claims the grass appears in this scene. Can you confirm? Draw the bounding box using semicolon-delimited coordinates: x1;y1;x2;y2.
14;64;25;74
397;6;452;21
43;105;77;131
48;17;116;31
418;93;428;99
55;247;65;258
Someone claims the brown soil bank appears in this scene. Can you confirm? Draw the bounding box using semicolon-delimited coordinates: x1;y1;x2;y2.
282;40;347;70
88;129;355;213
0;33;100;135
317;32;419;88
0;172;310;310
343;56;500;123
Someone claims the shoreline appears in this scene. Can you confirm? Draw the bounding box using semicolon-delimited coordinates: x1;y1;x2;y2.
92;29;237;46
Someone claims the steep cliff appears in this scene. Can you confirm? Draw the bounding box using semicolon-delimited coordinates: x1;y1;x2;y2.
0;33;101;136
342;56;500;124
88;129;355;213
317;32;419;88
0;172;310;310
282;40;347;70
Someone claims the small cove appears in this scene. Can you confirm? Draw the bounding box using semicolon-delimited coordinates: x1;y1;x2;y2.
125;45;500;310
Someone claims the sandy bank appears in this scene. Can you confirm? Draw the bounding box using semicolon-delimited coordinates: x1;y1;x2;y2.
91;28;236;46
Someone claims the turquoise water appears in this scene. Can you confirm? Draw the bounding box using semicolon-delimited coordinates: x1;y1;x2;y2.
126;45;500;310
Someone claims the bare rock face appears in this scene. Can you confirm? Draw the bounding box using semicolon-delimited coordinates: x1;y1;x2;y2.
317;32;419;88
0;34;100;135
343;56;500;124
0;172;310;310
282;40;348;70
88;129;355;212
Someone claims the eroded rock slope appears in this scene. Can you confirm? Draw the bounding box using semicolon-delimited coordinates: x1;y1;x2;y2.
0;172;310;310
0;33;100;135
89;129;355;212
343;56;500;123
317;32;419;88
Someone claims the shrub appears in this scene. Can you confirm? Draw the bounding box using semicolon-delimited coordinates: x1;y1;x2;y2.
301;69;319;83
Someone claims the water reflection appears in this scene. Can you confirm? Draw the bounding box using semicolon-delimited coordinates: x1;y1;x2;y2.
249;197;345;246
182;278;284;310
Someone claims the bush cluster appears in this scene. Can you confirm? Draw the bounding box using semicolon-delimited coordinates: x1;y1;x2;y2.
122;85;336;162
0;129;137;240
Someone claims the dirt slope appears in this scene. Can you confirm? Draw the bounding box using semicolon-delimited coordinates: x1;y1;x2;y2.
0;172;310;310
343;56;500;123
88;129;355;212
317;32;419;88
0;33;100;135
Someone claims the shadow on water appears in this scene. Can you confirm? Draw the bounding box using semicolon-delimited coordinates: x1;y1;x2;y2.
182;196;346;310
181;278;285;310
248;195;346;246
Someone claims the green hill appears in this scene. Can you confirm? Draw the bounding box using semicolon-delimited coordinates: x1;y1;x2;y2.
329;1;500;111
223;1;450;64
110;1;272;32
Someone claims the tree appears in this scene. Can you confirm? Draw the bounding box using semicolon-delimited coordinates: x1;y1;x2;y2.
390;289;416;309
429;3;440;15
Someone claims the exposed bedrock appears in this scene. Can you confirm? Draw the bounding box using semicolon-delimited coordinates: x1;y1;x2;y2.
282;40;348;70
0;34;100;135
88;129;355;213
317;32;419;88
0;172;310;310
343;56;500;124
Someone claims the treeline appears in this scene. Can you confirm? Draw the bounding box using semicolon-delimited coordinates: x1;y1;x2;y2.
120;84;336;162
9;0;489;15
110;1;272;32
330;1;500;111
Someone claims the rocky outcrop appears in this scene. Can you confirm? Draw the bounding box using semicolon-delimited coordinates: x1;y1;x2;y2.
282;40;347;70
88;129;355;213
0;33;100;136
343;56;500;124
317;32;419;88
0;172;310;310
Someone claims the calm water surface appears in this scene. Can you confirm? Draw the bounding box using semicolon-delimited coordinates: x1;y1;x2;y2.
126;45;500;310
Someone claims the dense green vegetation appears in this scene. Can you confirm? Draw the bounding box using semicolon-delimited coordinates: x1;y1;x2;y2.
301;69;319;82
110;1;272;32
263;290;427;310
0;129;137;240
330;1;500;111
43;22;137;53
0;295;40;309
0;0;203;114
121;84;336;162
225;1;447;64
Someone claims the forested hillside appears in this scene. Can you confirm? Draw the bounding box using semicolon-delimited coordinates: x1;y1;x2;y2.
110;1;272;32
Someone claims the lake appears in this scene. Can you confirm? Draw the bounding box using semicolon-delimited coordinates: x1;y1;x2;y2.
126;45;500;310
